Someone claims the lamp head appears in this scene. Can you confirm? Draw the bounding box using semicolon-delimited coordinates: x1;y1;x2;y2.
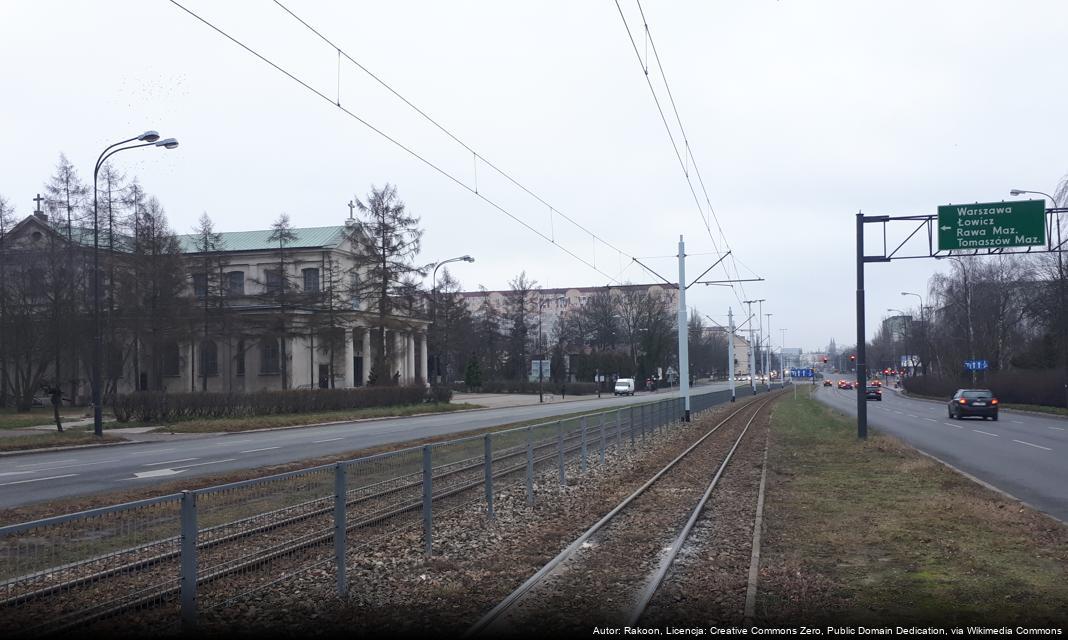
156;138;179;150
1009;189;1026;196
462;256;475;262
138;131;161;143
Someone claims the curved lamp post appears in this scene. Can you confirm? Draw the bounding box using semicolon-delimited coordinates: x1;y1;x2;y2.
901;291;927;375
92;132;178;436
430;255;474;383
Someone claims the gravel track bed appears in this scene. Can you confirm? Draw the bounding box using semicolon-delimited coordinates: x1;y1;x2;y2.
640;405;773;626
479;406;756;634
175;398;768;637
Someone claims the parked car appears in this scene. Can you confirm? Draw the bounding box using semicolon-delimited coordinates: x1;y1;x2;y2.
948;389;999;420
614;378;636;396
865;385;882;401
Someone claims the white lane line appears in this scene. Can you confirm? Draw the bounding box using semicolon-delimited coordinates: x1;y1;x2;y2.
1012;421;1024;424
973;430;999;437
0;474;78;487
0;471;36;477
943;422;963;429
240;446;280;454
143;458;198;467
925;418;937;422
214;439;251;446
173;458;237;469
1012;439;1052;451
893;410;904;415
16;459;76;468
907;414;918;418
1049;427;1066;432
126;448;177;456
313;437;344;443
26;459;119;472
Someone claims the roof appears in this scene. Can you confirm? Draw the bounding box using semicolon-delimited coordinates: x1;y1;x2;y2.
459;282;676;298
178;225;348;253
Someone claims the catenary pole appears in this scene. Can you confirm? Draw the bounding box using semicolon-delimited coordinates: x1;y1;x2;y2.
677;236;690;421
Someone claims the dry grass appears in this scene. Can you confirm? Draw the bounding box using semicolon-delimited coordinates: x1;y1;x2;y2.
0;408;86;431
757;386;1068;627
0;432;126;452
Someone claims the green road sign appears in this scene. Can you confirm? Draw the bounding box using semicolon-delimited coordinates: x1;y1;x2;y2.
938;200;1046;251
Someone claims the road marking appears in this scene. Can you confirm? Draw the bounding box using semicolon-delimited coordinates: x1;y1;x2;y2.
144;458;198;467
1012;421;1024;424
925;418;937;422
126;448;176;456
907;414;918;418
240;446;280;453
27;459;119;472
973;430;999;437
0;471;36;477
894;410;904;414
943;422;963;429
1049;427;1066;432
1012;439;1052;451
173;458;236;469
313;438;344;443
16;459;76;468
131;468;184;479
0;474;78;486
214;439;251;446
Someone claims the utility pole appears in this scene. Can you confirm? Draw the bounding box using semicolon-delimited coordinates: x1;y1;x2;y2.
677;236;691;421
743;299;764;395
728;307;736;402
765;312;773;391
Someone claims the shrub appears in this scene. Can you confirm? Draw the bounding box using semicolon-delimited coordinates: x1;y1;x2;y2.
112;385;429;423
903;369;1065;406
428;385;453;404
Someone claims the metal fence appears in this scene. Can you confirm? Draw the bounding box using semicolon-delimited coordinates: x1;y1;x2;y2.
0;385;777;635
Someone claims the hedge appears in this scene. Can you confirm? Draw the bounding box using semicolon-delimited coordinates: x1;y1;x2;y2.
902;369;1065;407
113;385;438;423
450;380;601;395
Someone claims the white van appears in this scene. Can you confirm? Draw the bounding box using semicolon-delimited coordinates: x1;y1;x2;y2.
614;378;635;396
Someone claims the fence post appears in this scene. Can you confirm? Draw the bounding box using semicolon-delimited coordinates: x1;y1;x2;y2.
599;413;606;465
422;445;433;556
580;416;588;474
180;490;198;632
557;420;566;486
526;426;534;506
629;406;636;448
334;463;347;597
484;434;494;519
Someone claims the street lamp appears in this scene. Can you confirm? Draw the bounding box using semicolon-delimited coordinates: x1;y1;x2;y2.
901;291;927;375
92;132;178;437
430;255;474;384
538;296;566;403
1011;188;1066;409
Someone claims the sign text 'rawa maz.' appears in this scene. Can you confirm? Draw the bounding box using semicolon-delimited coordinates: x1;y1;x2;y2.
937;200;1046;251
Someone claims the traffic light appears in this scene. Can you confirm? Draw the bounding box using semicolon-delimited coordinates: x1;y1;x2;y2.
849;354;856;362
822;356;828;364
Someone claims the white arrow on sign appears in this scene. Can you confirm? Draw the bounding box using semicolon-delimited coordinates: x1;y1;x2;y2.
940;226;952;231
130;468;186;479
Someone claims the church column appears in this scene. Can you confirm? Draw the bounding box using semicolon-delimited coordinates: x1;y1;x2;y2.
406;332;415;384
344;330;354;388
362;328;372;384
419;333;428;386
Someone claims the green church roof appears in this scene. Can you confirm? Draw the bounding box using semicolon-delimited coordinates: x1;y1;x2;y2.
178;225;348;253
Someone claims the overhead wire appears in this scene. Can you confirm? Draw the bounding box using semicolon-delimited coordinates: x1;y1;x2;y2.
168;0;675;287
614;0;759;305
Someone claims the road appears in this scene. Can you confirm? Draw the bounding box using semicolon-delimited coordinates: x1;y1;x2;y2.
816;378;1068;522
0;382;749;511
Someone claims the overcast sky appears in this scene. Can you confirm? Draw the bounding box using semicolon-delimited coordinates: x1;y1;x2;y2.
2;0;1066;353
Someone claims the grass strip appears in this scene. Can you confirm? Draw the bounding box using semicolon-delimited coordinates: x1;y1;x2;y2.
0;432;126;452
142;402;483;433
758;386;1068;627
0;409;87;431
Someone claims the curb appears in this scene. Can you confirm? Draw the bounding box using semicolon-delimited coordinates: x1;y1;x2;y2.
0;439;137;458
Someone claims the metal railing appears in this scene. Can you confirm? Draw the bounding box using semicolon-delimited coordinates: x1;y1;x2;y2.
0;385;773;634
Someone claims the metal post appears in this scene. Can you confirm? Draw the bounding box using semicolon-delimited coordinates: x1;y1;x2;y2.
856;212;868;439
580;417;588;474
677;235;692;421
526;426;534;506
484;434;494;519
557;421;565;486
630;406;636;448
599;413;606;464
616;409;622;451
640;404;646;443
180;490;198;631
334;463;347;596
422;445;433;554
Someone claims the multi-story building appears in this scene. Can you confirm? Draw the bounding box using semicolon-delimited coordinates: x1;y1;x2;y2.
1;213;429;403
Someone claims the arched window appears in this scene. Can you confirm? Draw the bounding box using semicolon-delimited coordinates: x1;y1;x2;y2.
200;340;218;376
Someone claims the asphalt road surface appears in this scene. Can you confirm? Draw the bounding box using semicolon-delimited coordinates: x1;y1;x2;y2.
0;382;752;511
817;378;1068;522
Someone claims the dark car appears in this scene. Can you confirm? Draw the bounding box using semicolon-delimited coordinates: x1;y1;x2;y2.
865;385;882;401
948;389;999;420
823;380;832;387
